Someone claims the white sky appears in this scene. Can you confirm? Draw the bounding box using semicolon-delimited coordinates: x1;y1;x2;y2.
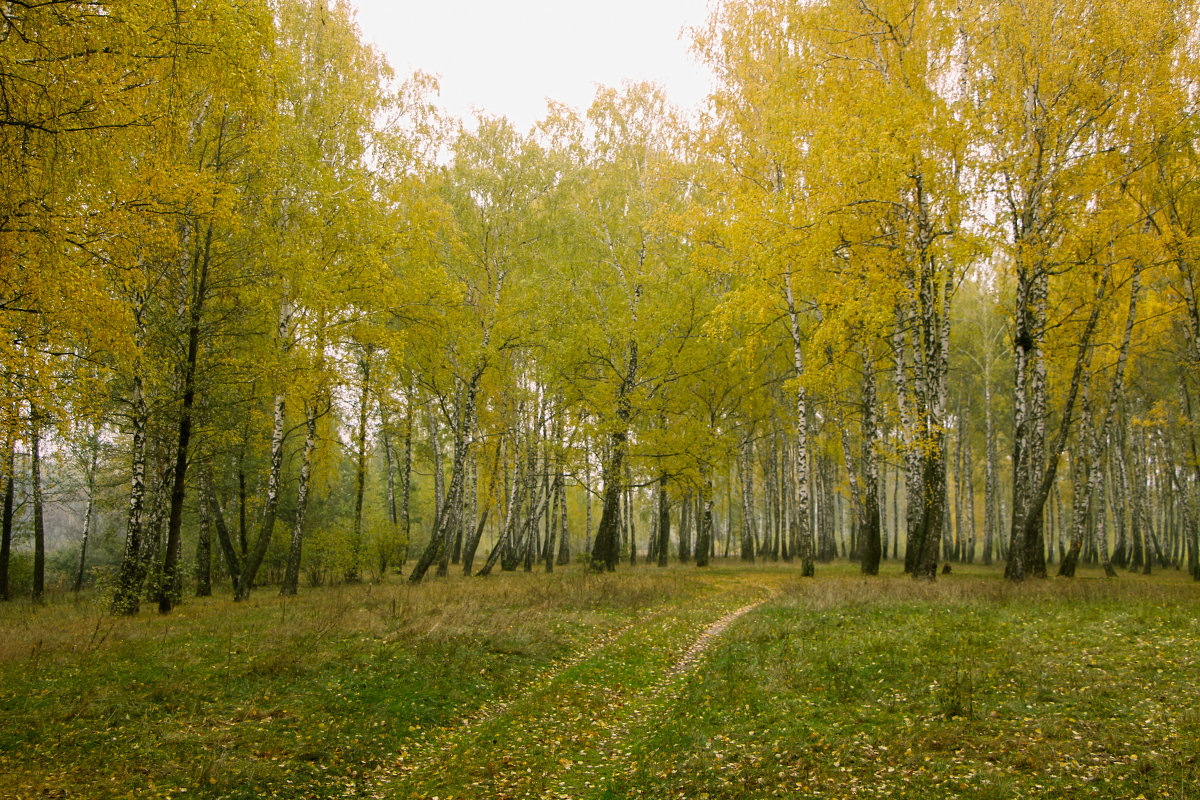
349;0;715;131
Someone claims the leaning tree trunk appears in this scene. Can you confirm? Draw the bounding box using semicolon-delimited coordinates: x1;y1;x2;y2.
237;297;293;600
201;467;242;597
74;438;98;593
158;218;213;614
1060;271;1139;577
411;365;485;583
238;390;286;600
476;442;524;578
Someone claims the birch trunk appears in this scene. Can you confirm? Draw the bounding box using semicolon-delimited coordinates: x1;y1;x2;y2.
784;274;814;577
381;402;398;526
678;491;692;563
281;404;318;595
584;443;593;554
860;357;882;575
348;353;371;583
463;442;497;574
545;472;562;572
476;441;523;578
983;332;999;566
625;461;635;566
410;364;485;583
591;339;636;572
239;391;286;600
894;311;923;574
112;321;149;614
0;440;11;601
695;469;713;568
31;408;45;603
740;434;756;563
1005;265;1035;580
964;429;977;564
429;402;444;535
74;439;98;593
656;472;670;567
1111;422;1130;567
1009;268;1109;580
194;469;212;597
238;297;293;600
556;467;571;566
1024;271;1050;577
402;390;414;567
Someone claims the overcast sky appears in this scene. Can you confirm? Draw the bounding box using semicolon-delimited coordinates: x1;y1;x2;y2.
349;0;714;131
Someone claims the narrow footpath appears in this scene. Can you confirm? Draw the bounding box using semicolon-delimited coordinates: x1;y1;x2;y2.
358;574;778;799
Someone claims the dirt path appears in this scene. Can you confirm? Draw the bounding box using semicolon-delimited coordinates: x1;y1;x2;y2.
358;575;776;799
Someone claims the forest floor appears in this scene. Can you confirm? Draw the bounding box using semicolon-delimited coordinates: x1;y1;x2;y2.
1;561;1198;799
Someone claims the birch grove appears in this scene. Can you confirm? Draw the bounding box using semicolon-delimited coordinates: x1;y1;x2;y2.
1;0;1198;609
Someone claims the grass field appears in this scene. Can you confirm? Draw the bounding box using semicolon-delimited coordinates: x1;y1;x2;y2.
1;561;1198;799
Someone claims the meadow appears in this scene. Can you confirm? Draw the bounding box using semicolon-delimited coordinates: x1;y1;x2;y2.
1;563;1197;799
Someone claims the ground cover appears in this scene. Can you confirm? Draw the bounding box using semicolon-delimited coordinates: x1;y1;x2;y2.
0;569;707;799
615;566;1200;800
2;563;1198;800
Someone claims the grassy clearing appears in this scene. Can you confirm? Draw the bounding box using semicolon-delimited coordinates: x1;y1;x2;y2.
0;567;710;800
371;569;776;799
617;565;1200;800
3;562;1198;800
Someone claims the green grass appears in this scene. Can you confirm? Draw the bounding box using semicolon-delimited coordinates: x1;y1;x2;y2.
2;562;1199;799
0;568;709;799
615;566;1200;799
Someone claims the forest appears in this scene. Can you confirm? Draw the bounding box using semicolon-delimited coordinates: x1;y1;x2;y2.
4;1;1200;798
1;0;1199;613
